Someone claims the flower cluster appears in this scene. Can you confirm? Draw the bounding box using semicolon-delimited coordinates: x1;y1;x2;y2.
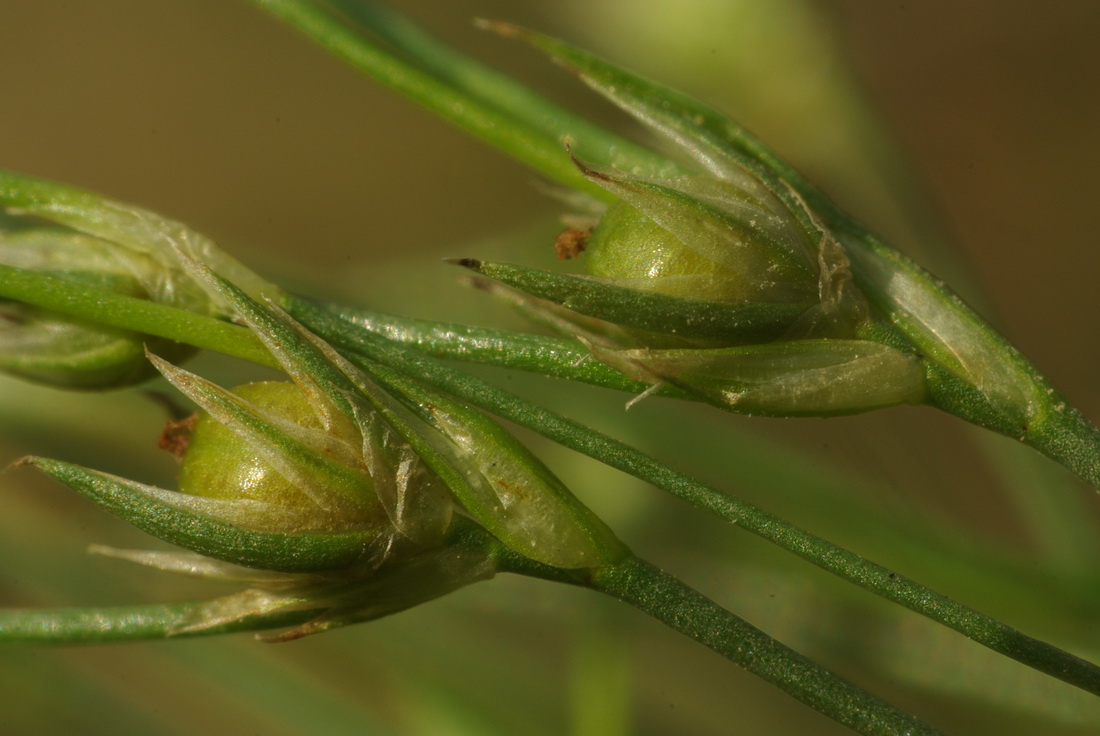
458;80;926;417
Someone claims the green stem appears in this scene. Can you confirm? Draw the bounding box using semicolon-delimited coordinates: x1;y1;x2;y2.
1024;403;1100;492
0;602;319;645
247;0;622;200
584;556;944;736
319;0;671;177
461;528;946;736
308;299;651;392
0;265;275;368
495;548;943;735
288;298;1100;696
2;524;937;734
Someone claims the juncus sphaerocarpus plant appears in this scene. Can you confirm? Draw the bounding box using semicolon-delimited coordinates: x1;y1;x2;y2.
1;2;1097;734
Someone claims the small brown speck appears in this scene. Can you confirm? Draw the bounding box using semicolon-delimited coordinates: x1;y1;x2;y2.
554;226;591;260
157;413;198;460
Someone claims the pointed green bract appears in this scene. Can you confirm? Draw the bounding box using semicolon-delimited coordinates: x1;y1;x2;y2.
21;457;383;572
492;24;813;218
456;259;809;346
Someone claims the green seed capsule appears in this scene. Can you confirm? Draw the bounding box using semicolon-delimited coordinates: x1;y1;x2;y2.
584;200;781;304
177;380;386;533
577;161;822;304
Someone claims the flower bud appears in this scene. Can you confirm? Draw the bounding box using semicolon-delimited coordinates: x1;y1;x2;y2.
177;381;378;524
162;370;447;544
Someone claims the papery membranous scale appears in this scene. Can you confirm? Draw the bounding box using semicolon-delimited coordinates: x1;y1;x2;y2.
843;240;1040;430
423;401;623;569
590;340;925;416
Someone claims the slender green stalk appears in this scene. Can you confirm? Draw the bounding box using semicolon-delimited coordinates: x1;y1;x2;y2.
318;0;672;177
498;557;945;736
287;298;1100;697
465;524;949;736
0;265;275;368
586;556;944;736
300;299;691;395
247;0;613;199
0;602;319;645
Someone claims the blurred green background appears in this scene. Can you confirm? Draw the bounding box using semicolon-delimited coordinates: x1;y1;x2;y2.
1;1;1098;734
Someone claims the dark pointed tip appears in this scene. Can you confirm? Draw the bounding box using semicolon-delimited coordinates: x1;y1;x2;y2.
444;257;482;270
565;152;618;187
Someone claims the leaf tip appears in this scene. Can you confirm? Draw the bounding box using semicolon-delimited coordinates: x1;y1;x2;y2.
444;257;483;271
6;455;40;473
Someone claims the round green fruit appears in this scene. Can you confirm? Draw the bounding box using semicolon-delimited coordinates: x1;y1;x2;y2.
177;381;379;527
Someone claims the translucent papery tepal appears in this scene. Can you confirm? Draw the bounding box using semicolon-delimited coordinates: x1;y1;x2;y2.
174;541;497;641
321;337;625;570
588;339;927;416
85;535;497;641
